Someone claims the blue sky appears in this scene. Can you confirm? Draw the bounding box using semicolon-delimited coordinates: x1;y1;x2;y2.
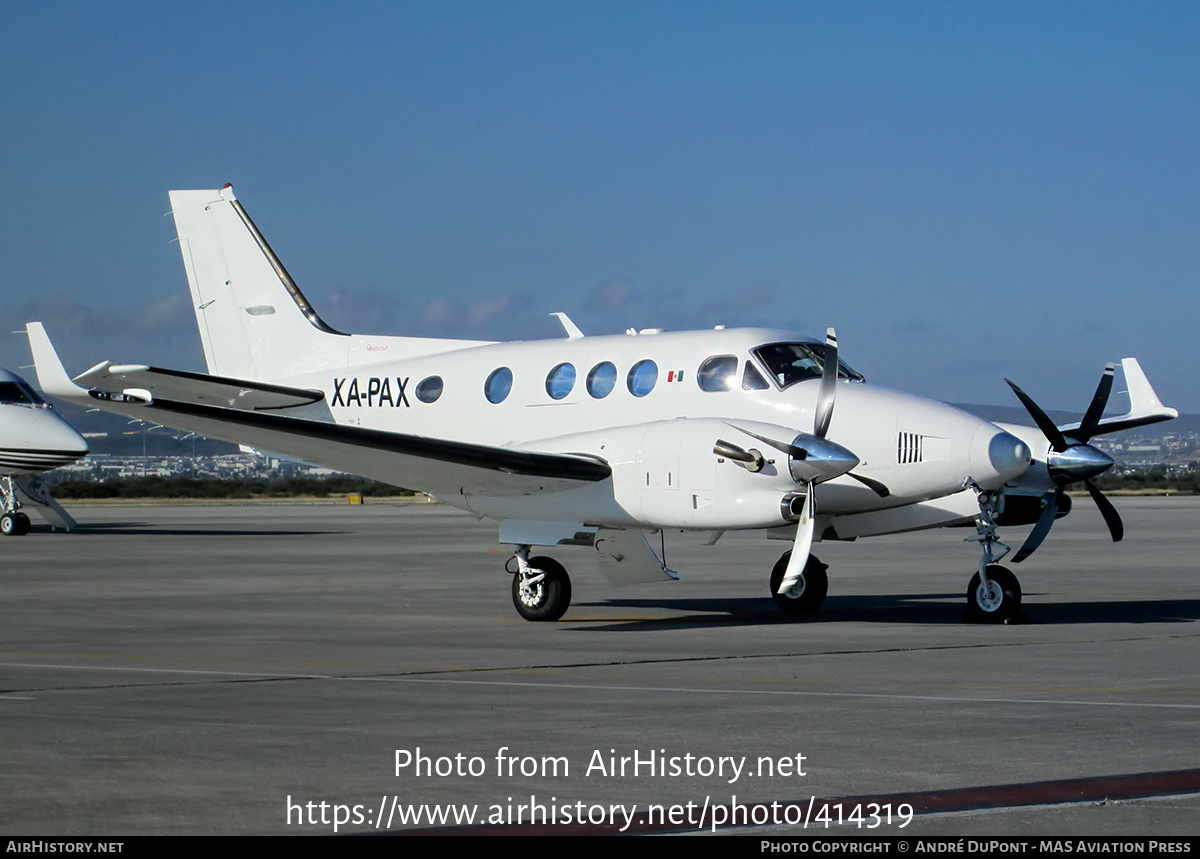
2;1;1196;412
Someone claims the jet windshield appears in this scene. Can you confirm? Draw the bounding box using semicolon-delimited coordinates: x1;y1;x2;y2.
0;381;47;406
752;342;865;389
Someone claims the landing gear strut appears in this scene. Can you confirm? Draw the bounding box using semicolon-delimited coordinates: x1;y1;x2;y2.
769;551;828;615
510;547;572;622
0;477;31;537
965;487;1022;621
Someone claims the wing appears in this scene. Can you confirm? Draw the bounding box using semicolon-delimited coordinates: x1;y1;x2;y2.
126;397;610;496
26;323;610;498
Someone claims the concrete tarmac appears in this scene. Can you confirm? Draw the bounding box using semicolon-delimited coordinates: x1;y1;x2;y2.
1;497;1197;836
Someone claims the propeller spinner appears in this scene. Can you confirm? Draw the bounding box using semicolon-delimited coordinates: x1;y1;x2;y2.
1006;365;1121;563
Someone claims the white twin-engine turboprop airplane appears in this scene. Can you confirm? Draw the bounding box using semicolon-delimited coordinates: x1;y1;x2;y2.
26;185;1178;621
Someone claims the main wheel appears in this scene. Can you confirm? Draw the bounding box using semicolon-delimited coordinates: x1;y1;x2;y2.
1;513;20;537
769;552;828;615
512;556;572;622
966;564;1022;622
14;512;30;535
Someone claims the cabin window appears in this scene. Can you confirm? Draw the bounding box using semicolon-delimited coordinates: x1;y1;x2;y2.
586;362;617;398
484;367;513;404
697;355;738;392
415;376;443;404
742;362;769;390
627;360;658;397
545;363;576;400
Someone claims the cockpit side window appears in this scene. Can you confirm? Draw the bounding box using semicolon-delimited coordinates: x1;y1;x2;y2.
741;362;769;390
751;342;865;389
696;355;738;392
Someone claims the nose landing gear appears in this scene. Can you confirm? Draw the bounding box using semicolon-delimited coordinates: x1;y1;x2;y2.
0;477;31;536
966;487;1022;622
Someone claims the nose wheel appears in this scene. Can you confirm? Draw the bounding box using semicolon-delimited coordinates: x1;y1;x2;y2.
1;511;31;536
0;478;31;536
967;564;1021;622
769;552;828;614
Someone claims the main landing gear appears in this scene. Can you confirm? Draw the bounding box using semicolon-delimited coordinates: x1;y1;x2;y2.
0;477;31;537
965;487;1023;622
509;547;572;622
769;552;828;615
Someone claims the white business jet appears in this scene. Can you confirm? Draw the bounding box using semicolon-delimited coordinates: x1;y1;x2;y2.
25;186;1178;620
0;368;88;534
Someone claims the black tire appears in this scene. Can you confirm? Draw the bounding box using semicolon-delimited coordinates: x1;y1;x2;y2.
0;513;18;537
769;552;828;615
966;564;1022;622
512;556;572;622
14;512;30;536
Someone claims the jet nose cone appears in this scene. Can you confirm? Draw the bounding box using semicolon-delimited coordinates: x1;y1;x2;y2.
1049;444;1114;482
42;412;89;456
970;425;1032;489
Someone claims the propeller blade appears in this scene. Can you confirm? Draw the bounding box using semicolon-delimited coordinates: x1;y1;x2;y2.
1006;379;1069;452
1085;479;1124;543
1070;364;1115;444
1013;488;1061;563
778;485;815;593
814;328;837;440
847;472;890;497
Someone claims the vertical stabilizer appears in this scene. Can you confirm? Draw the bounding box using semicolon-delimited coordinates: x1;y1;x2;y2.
170;186;350;381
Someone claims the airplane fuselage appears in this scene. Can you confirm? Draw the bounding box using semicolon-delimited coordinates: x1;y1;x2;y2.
276;326;1030;531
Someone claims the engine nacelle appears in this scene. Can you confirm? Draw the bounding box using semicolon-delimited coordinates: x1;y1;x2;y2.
525;418;806;529
998;492;1073;526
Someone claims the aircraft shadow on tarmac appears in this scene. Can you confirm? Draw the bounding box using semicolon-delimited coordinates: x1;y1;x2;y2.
568;594;1200;631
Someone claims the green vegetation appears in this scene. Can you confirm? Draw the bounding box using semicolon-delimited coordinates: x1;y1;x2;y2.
1093;469;1200;494
52;475;413;500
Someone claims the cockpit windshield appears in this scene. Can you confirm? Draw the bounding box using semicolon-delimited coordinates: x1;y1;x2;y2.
0;381;46;406
751;342;865;389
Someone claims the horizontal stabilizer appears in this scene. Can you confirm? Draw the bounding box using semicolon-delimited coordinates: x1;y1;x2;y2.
72;363;328;414
1057;358;1178;437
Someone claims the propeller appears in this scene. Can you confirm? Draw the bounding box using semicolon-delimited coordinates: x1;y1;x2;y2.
717;329;890;594
776;329;848;593
1007;364;1122;563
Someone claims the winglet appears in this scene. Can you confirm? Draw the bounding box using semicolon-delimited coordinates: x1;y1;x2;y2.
24;322;90;401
